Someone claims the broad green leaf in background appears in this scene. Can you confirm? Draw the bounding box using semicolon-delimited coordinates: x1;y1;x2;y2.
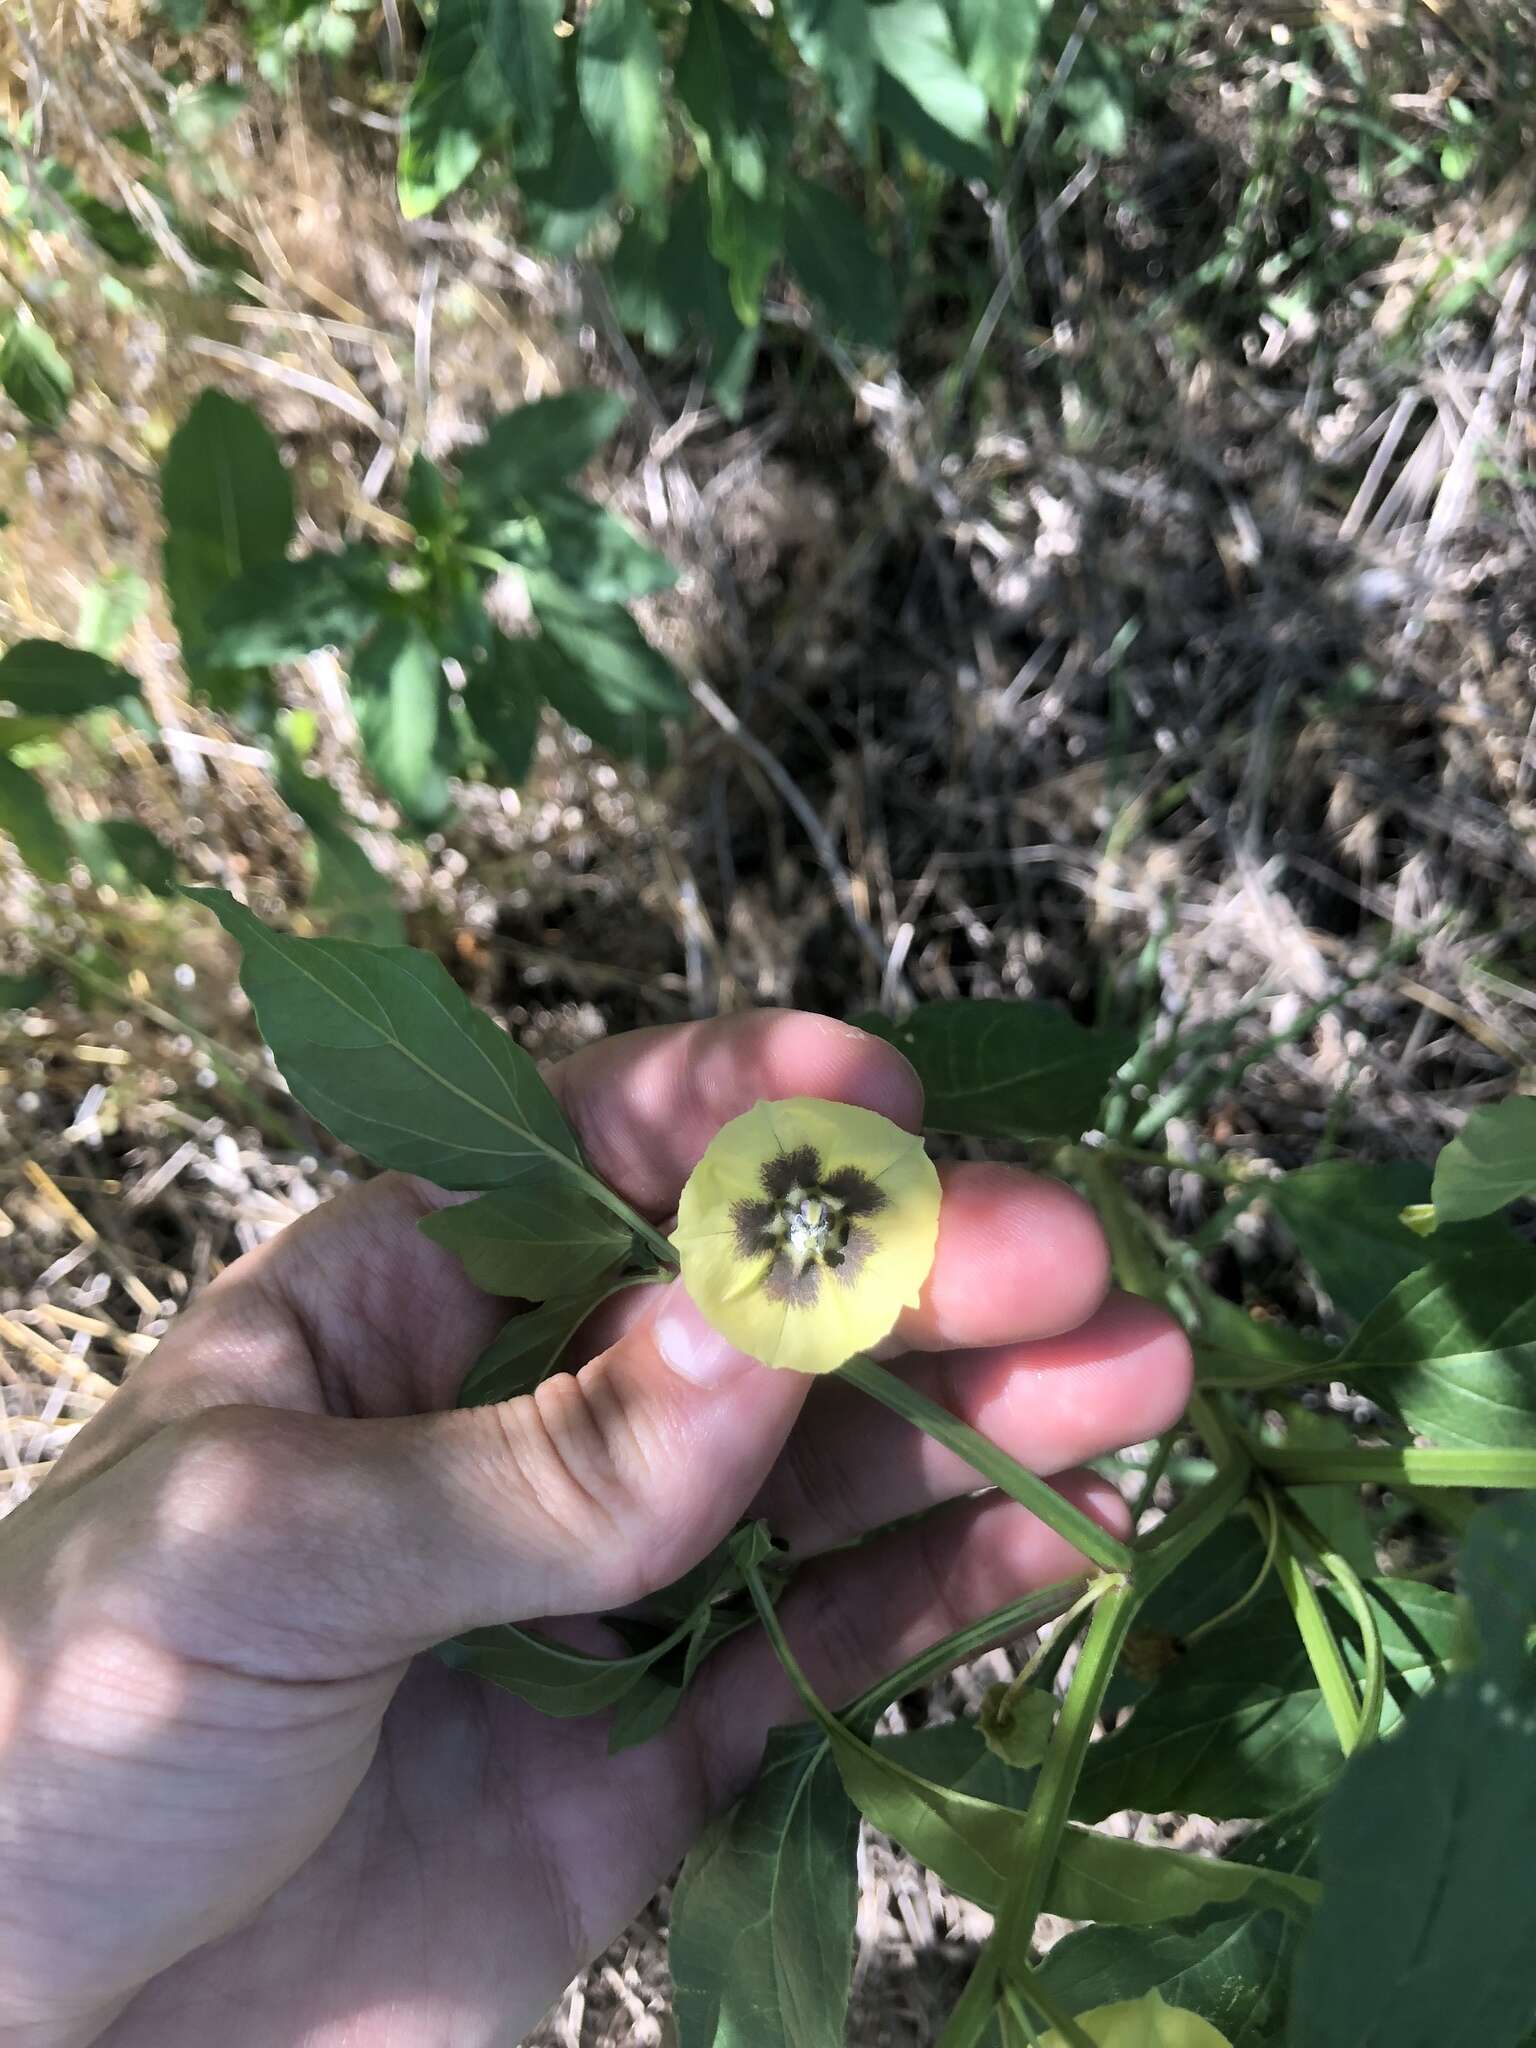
1289;1495;1536;2048
674;0;792;323
1432;1096;1536;1223
397;0;511;217
784;176;898;350
191;887;583;1187
0;754;71;882
205;549;393;667
489;489;677;605
350;619;453;827
670;1725;861;2048
608;179;761;416
950;0;1046;132
161;391;294;707
1188;1288;1334;1391
1341;1246;1536;1449
0;313;73;427
520;45;618;253
488;0;563;166
458;390;630;508
419;1176;631;1297
68;819;177;897
577;0;668;213
857;999;1135;1140
1037;1903;1297;2048
275;725;404;947
869;0;994;184
776;0;876;144
528;575;689;724
1108;1515;1272;1713
405;452;452;539
0;640;139;718
75;570;149;660
1075;1579;1459;1823
1267;1160;1514;1324
1048;1830;1316;1932
524;623;671;770
878;1718;1039;1809
1055;36;1133;156
462;633;542;784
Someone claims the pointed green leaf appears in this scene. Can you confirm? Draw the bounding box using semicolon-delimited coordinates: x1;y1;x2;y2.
1036;1904;1298;2048
419;1177;629;1298
528;575;688;722
0;640;138;717
0;754;70;882
784;175;897;349
950;0;1045;131
1342;1248;1536;1449
458;1283;631;1406
609;180;761;416
189;887;582;1187
0;314;73;427
488;0;562;165
205;549;392;667
520;42;618;253
404;453;452;539
869;0;994;183
521;626;669;770
397;0;510;218
1268;1159;1514;1323
1075;1580;1460;1823
463;632;542;784
674;0;790;323
856;999;1135;1140
276;744;403;946
1433;1097;1536;1223
776;0;875;143
486;488;676;604
1290;1496;1536;2048
161;391;294;707
458;390;630;506
351;619;453;827
577;0;668;213
670;1726;860;2048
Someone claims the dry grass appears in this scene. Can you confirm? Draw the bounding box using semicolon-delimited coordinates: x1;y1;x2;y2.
3;1;1535;2037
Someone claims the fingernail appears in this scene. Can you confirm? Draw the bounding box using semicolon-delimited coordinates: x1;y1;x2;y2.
654;1284;757;1389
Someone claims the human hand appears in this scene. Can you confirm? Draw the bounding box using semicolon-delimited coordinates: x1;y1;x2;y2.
0;1011;1191;2048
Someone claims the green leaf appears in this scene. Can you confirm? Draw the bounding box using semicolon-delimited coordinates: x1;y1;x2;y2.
1108;1516;1272;1712
877;1718;1038;1808
350;619;453;827
577;0;668;213
161;391;294;708
69;819;176;896
275;729;404;947
856;999;1135;1140
404;453;452;539
528;575;689;724
670;1725;860;2048
458;1284;631;1406
397;0;511;218
1055;38;1132;157
0;968;50;1009
418;1177;630;1298
776;0;875;143
950;0;1044;131
1036;1904;1298;2048
977;1683;1056;1769
1048;1829;1317;1930
674;0;791;324
1268;1160;1514;1323
784;176;898;349
1290;1495;1536;2048
1075;1579;1460;1824
189;887;582;1187
1433;1097;1536;1222
76;569;149;660
522;626;669;770
0;640;138;717
520;44;618;252
609;180;761;416
1341;1247;1536;1449
462;632;542;784
1189;1288;1334;1390
458;390;630;507
869;0;994;184
488;0;562;165
486;488;676;603
0;754;70;882
0;314;73;427
205;549;392;667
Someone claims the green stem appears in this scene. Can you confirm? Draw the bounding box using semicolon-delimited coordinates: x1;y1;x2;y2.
845;1575;1087;1727
840;1355;1134;1575
1017;1973;1101;2048
1180;1488;1282;1648
1129;1426;1179;1527
1254;1444;1536;1489
574;1168;678;1269
1273;1502;1361;1753
1281;1492;1386;1748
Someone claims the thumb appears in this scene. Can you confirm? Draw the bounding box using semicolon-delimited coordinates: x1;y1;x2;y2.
91;1278;811;1676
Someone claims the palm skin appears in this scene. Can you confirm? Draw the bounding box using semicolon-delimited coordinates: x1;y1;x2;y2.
0;1012;1191;2048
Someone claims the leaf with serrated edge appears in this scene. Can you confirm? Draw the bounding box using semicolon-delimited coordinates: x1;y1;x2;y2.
190;889;583;1189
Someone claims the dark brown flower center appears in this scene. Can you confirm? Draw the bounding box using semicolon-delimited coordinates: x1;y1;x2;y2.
730;1144;887;1309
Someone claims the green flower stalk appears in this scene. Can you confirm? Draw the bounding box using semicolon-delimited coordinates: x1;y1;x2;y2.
671;1097;942;1373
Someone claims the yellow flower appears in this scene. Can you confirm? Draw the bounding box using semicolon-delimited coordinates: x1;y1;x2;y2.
1040;1992;1234;2048
671;1096;942;1373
